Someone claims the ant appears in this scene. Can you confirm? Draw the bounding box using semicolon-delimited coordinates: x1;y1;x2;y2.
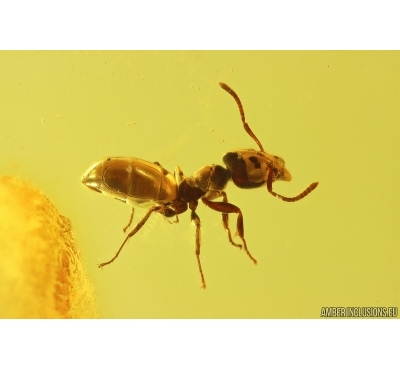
81;83;318;288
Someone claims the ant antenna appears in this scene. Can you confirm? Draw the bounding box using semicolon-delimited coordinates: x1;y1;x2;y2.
219;82;265;152
267;169;319;202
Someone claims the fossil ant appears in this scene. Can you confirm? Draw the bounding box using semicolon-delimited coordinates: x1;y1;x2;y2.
81;83;318;289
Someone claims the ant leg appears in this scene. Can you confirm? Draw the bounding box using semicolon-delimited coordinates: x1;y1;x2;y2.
219;82;265;152
202;198;257;265
163;215;179;224
219;192;242;250
267;169;319;202
98;206;160;268
122;207;135;233
189;201;206;289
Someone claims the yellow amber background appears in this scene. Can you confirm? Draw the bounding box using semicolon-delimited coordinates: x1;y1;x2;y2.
1;51;399;318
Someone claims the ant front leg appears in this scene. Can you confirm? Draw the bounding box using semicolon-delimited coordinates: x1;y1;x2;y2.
202;197;257;265
189;201;207;289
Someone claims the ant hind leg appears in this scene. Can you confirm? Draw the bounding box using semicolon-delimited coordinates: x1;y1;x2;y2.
219;192;242;250
99;206;160;268
202;197;257;265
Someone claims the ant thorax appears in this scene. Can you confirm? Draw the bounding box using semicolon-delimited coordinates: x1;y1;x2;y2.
182;164;231;201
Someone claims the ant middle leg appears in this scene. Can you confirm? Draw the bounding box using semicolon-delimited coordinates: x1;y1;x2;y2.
201;197;257;265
